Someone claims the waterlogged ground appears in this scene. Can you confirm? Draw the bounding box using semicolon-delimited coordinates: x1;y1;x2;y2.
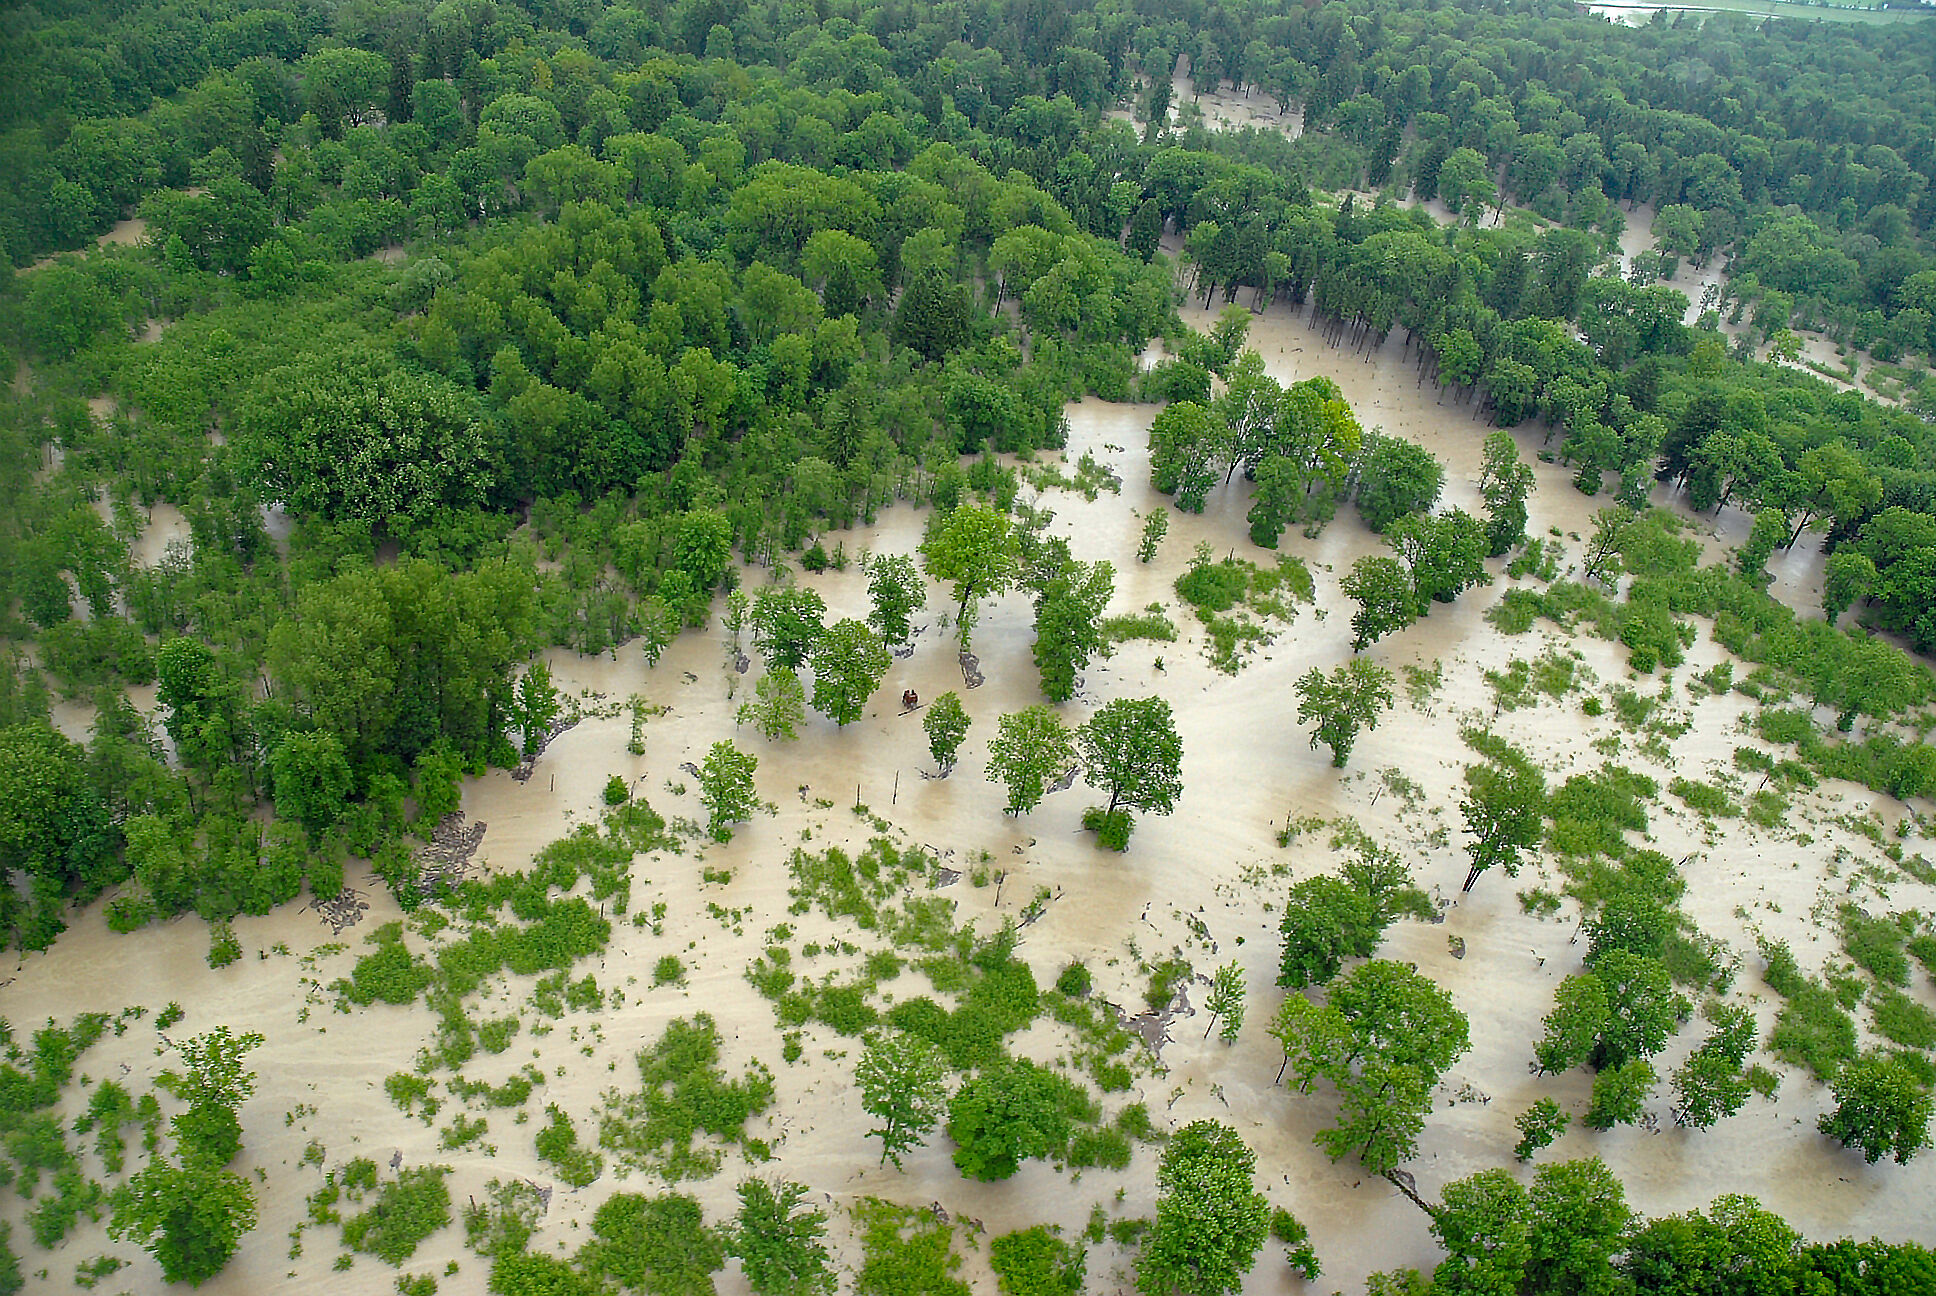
5;294;1936;1294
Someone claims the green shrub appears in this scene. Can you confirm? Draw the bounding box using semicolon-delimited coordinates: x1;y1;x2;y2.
1066;1126;1131;1170
534;1105;603;1188
1871;987;1936;1050
1770;983;1858;1081
206;922;242;969
652;955;685;988
988;1225;1085;1295
341;1166;452;1265
1055;962;1092;997
1841;906;1911;987
1081;806;1134;851
603;775;629;806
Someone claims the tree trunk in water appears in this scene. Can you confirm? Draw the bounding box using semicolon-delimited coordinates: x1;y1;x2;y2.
1463;864;1484;893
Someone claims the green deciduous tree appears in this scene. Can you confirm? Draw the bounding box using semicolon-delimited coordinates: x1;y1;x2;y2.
865;554;927;644
268;730;353;843
1149;401;1222;513
1819;1053;1934;1165
1355;436;1444;533
1204;961;1245;1042
809;620;890;727
1479;432;1535;556
1033;560;1114;703
110;1158;258;1288
920;503;1018;648
1514;1098;1570;1162
729;1179;836;1296
922;692;970;774
1459;742;1546;892
739;669;806;742
1584;1057;1656;1131
1295;660;1395;768
1136;1120;1270;1296
751;586;827;671
946;1058;1078;1181
1341;556;1416;652
1276;875;1380;989
698;741;759;842
1431;1169;1530;1296
856;1029;949;1169
1077;696;1182;823
1273;960;1469;1175
986;706;1076;816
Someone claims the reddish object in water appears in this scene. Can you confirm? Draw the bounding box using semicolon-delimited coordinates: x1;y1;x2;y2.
902;689;919;710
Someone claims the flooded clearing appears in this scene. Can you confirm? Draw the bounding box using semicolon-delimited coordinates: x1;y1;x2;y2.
4;294;1933;1295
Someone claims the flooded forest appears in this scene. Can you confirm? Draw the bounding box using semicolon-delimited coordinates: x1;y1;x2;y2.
3;0;1936;1291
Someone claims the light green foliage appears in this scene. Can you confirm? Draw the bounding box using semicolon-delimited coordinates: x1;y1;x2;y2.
740;669;807;742
1295;660;1395;768
1514;1098;1570;1162
1584;1057;1656;1131
1670;1004;1756;1130
535;1105;603;1188
809;619;891;727
920;503;1018;648
751;586;828;672
986;706;1076;816
597;1014;774;1180
1077;696;1182;832
109;1157;258;1287
1432;1168;1530;1296
1459;733;1547;893
1033;559;1114;703
1341;555;1417;652
699;741;760;842
1272;960;1469;1174
1136;1121;1270;1296
1204;961;1245;1042
1137;511;1169;564
922;692;971;773
989;1226;1085;1295
341;1167;452;1265
854;1198;968;1296
856;1029;949;1169
865;554;927;644
1479;432;1535;556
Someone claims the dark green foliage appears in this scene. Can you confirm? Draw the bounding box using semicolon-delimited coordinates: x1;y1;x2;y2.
1820;1054;1934;1165
1055;963;1092;998
1354;437;1444;534
946;1058;1088;1181
729;1179;835;1296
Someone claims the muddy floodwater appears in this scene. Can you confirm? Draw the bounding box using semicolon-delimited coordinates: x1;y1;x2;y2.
4;293;1933;1295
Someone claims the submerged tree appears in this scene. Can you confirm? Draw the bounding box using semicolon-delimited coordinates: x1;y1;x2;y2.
922;692;970;774
1076;696;1182;848
698;741;759;842
920;503;1017;648
1294;660;1395;768
808;619;890;727
856;1030;948;1170
1136;1121;1271;1296
986;706;1076;816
